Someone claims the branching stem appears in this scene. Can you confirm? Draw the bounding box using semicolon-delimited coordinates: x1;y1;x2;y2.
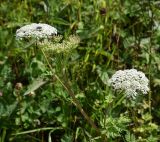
40;48;107;140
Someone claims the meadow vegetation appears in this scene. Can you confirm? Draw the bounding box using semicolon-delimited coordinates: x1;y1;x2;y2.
0;0;160;141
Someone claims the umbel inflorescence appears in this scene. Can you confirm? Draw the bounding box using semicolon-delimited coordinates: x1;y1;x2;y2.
16;23;80;53
16;23;57;39
39;35;80;53
108;69;150;99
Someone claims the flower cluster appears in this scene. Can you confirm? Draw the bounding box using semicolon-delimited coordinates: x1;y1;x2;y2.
16;23;80;53
39;35;80;53
16;23;57;39
108;69;150;99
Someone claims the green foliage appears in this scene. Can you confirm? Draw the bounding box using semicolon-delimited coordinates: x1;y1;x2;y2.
101;115;131;139
0;0;160;141
125;132;136;142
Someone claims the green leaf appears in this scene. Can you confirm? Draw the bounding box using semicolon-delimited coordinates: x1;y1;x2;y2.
125;132;136;142
24;77;47;96
96;66;109;85
2;102;18;117
52;18;70;26
61;134;73;142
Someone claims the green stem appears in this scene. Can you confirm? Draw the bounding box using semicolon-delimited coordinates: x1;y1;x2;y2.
16;91;23;126
113;93;126;110
40;48;103;136
1;128;6;142
148;0;153;122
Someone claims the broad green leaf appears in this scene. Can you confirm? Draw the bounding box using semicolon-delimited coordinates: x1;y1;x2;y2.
24;77;47;96
96;66;109;85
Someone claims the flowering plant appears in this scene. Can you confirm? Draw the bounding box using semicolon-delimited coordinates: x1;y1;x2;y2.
16;23;57;39
108;69;150;99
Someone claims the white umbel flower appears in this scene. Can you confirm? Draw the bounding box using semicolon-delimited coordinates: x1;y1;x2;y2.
38;35;80;53
108;69;150;99
16;23;57;39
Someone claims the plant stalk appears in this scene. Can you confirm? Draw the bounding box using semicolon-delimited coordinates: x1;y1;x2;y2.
40;48;101;133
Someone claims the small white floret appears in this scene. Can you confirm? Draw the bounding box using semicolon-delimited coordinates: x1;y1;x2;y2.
16;23;57;39
108;69;150;99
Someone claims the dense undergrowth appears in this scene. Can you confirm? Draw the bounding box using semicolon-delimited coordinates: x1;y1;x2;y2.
0;0;160;142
